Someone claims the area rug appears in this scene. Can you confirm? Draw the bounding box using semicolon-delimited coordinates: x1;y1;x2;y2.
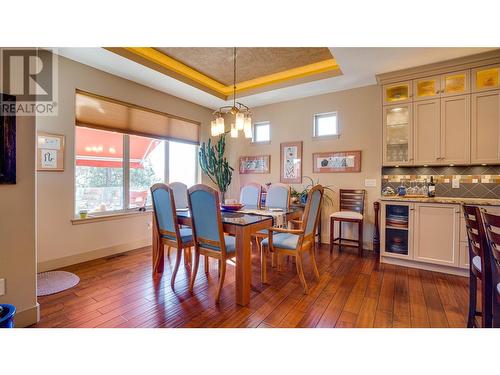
37;271;80;296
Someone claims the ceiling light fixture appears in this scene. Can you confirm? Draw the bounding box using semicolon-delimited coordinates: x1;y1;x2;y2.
210;47;252;139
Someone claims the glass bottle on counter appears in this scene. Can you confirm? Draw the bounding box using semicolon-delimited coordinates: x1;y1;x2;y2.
397;179;407;196
427;176;436;197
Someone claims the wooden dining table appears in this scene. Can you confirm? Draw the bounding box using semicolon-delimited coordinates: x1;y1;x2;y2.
151;207;302;306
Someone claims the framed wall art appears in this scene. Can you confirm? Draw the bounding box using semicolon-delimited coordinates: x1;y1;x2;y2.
0;93;16;184
239;155;270;174
37;132;65;171
313;150;361;173
280;141;302;183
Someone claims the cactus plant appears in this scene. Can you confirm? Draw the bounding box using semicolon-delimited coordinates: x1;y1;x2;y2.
198;134;234;201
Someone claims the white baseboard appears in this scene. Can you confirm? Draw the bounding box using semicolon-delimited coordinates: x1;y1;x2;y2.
14;302;40;327
381;256;469;277
37;238;151;272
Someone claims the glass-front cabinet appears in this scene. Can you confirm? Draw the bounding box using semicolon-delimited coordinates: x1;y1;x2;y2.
383;104;413;165
414;71;469;100
381;202;414;260
472;64;500;92
383;81;412;105
414;76;441;100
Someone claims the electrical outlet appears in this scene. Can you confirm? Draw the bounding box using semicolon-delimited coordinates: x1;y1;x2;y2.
452;178;460;188
0;279;5;296
364;179;376;187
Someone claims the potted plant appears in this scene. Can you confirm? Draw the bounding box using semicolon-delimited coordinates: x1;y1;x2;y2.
291;176;334;205
198;134;234;202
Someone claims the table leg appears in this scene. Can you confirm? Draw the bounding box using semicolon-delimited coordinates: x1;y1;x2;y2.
235;226;251;306
152;215;164;275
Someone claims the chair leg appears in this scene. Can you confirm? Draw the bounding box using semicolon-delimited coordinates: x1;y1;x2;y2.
295;252;308;294
271;251;276;268
218;259;222;277
261;243;268;284
482;276;493;328
329;217;334;254
170;247;182;288
189;249;200;293
204;255;209;274
338;221;342;252
468;272;477;328
216;258;227;303
166;246;171;257
310;243;320;280
358;221;364;256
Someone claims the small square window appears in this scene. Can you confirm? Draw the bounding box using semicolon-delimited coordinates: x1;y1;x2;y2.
313;112;338;138
252;121;270;143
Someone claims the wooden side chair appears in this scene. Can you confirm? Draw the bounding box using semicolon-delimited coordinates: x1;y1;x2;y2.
239;182;263;208
480;210;500;328
187;184;236;303
261;185;324;293
150;183;194;289
462;204;492;328
329;189;366;256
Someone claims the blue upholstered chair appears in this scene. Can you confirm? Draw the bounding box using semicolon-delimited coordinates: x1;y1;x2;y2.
151;183;194;288
262;185;323;294
239;182;263;208
170;181;188;209
188;184;236;303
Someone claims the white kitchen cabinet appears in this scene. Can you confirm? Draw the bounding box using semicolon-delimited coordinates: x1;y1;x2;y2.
413;99;441;165
471;90;500;164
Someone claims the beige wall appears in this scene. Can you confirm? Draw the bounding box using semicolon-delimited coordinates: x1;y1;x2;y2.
225;85;382;248
0;48;38;326
36;54;213;270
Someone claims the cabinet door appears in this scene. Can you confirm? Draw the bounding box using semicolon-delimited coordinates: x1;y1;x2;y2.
413;99;441;165
441;70;470;97
414;76;441;101
383;81;412;105
440;94;470;164
383;104;413;166
471;90;500;164
413;203;460;267
472;64;500;93
459;243;470;269
381;202;414;260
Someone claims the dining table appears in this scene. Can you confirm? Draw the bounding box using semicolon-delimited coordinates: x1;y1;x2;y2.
151;206;302;306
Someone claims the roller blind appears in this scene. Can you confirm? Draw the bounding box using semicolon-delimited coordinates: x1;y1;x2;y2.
75;90;201;145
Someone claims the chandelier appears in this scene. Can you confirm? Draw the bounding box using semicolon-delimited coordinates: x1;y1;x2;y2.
210;47;252;138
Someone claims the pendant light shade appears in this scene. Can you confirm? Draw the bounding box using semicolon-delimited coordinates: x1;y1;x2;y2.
210;120;218;137
216;116;225;135
230;123;238;138
235;112;245;130
243;116;252;138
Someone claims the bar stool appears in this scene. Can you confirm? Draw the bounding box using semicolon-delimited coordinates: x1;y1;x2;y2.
462;204;492;328
329;189;366;256
480;210;500;328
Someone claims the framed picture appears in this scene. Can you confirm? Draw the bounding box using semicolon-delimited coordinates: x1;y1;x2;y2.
0;94;16;184
280;141;302;183
239;155;270;174
313;150;361;173
37;132;65;171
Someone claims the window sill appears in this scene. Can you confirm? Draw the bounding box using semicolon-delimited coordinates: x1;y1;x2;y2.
71;209;152;225
251;140;271;145
313;134;340;140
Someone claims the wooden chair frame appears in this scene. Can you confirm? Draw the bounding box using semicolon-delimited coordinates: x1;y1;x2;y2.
462;204;492;328
480;209;500;328
329;189;366;256
187;184;236;303
151;183;194;289
262;185;324;294
239;182;263;209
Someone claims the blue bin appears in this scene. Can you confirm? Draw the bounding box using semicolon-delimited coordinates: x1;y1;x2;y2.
0;304;16;328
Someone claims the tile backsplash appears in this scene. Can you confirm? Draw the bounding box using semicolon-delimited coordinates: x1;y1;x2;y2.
382;165;500;199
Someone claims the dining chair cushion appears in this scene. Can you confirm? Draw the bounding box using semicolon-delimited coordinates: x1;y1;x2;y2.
330;211;363;220
170;182;188;209
472;255;481;273
152;187;176;233
161;228;193;245
200;235;236;255
266;185;289;210
240;185;261;207
261;232;299;250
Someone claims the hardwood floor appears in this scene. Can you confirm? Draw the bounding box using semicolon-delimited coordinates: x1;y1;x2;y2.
32;244;469;328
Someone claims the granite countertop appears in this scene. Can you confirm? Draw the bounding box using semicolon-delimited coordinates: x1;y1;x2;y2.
380;196;500;206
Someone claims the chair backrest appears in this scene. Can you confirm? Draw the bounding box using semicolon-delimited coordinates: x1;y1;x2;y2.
150;183;181;244
170;181;188;209
481;210;500;287
266;183;291;210
187;184;227;256
301;185;324;239
339;189;365;214
463;205;490;275
240;182;263;208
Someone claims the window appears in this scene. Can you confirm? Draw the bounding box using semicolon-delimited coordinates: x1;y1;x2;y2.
313;112;338;138
75;127;198;216
252;121;270;143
